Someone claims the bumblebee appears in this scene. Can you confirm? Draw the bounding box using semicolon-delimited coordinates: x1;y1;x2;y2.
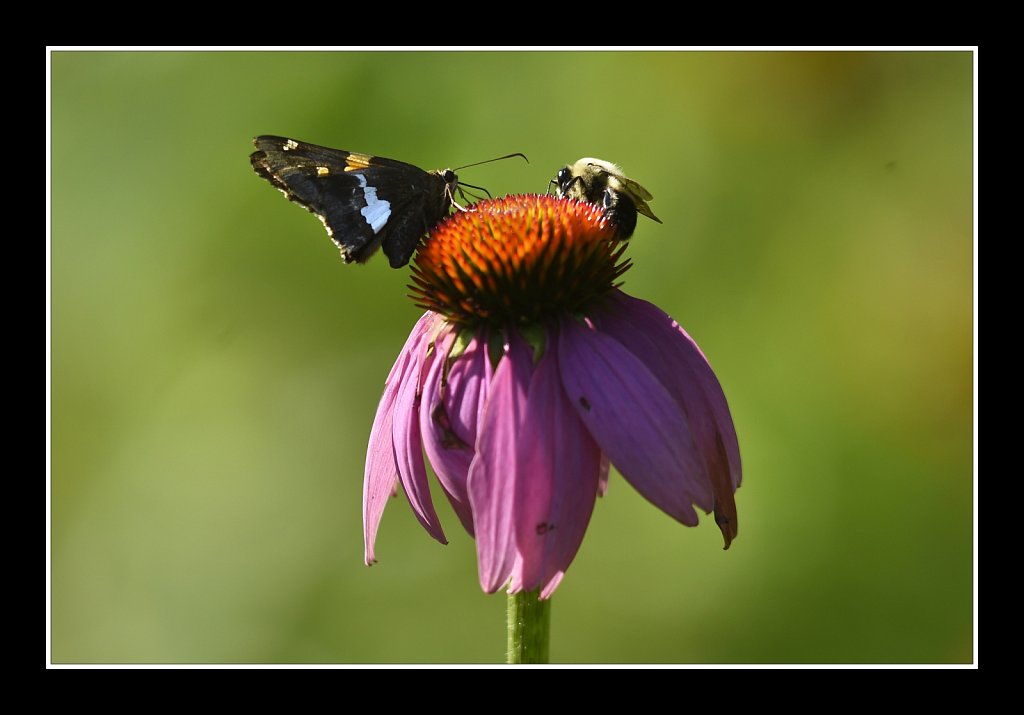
550;158;661;239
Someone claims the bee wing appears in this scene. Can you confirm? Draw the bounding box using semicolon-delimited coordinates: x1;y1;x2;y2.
616;175;655;202
615;176;662;224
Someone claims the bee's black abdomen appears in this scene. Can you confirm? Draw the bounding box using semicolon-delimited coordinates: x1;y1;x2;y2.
602;189;638;240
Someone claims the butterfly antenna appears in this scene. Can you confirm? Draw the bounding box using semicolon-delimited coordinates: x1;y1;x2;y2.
453;153;529;171
456;186;480;204
458;181;493;200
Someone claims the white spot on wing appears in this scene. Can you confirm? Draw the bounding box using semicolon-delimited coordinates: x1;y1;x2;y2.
355;174;391;234
283;139;299;151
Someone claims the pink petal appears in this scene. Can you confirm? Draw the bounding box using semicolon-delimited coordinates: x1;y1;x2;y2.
468;330;533;593
363;369;402;566
420;329;476;534
605;291;741;486
447;328;494;444
392;317;447;545
558;315;709;525
514;334;601;595
601;291;742;546
363;313;436;564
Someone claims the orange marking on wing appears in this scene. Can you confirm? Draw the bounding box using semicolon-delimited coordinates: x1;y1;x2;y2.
344;153;373;171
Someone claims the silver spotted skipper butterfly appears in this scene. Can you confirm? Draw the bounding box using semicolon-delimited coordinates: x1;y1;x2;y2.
250;136;525;268
550;158;661;240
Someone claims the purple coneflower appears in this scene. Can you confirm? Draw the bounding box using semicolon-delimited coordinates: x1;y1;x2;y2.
363;195;741;598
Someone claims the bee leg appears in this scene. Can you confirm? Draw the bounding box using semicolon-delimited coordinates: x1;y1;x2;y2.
602;188;637;240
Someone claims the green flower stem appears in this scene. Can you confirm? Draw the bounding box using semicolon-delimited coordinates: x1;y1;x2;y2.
507;590;550;664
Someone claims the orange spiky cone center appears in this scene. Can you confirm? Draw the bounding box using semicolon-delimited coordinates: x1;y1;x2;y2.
410;195;630;327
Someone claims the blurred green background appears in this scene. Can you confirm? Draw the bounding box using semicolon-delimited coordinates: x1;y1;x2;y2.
50;51;973;664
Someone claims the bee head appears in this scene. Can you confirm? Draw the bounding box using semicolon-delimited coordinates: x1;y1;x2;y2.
554;159;625;204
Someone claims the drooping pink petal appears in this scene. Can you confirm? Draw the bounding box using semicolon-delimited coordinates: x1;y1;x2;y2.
392;317;447;545
447;328;494;442
514;332;601;595
604;291;741;486
364;312;436;564
558;315;710;525
420;329;476;534
600;291;742;546
363;368;402;566
468;329;533;593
